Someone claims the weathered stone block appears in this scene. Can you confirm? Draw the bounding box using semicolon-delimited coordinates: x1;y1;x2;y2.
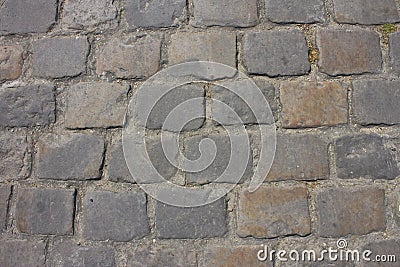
193;0;258;27
0;45;23;82
65;82;129;129
81;190;149;241
280;81;348;128
266;0;325;23
184;134;253;184
266;134;329;181
316;187;385;237
0;85;55;127
16;187;76;235
210;79;276;125
0;240;46;266
155;198;227;238
362;239;400;267
37;133;105;180
0;133;30;181
0;185;11;231
237;186;311;238
0;0;57;34
62;0;117;30
390;32;400;72
353;79;400;125
127;245;197;267
168;31;236;67
125;0;186;29
333;0;399;25
243;30;310;76
32;37;89;78
96;35;161;79
135;83;205;131
335;134;399;180
204;246;273;267
48;239;115;267
317;29;382;75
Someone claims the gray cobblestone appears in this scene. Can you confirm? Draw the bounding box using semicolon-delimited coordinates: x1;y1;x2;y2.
267;134;329;181
37;133;104;180
65;82;129;129
0;85;55;127
335;134;399;180
0;133;30;182
108;142;134;183
96;35;161;79
317;29;382;76
193;0;258;27
48;239;115;267
353;79;400;125
62;0;118;30
333;0;399;25
243;30;310;76
0;240;46;267
389;32;400;72
32;37;89;78
0;45;24;82
168;31;237;67
81;190;149;241
266;0;326;23
155;198;227;238
125;0;186;29
0;185;11;232
16;187;76;235
0;0;57;34
316;187;385;237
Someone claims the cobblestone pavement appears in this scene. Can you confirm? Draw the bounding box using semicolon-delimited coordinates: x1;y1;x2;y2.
1;0;400;266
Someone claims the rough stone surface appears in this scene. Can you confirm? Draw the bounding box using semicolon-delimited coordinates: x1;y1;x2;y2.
0;133;30;182
0;45;23;82
266;0;325;23
237;186;311;238
204;246;273;267
243;30;310;76
353;79;400;125
362;240;400;267
210;79;276;125
32;37;89;78
333;0;399;25
317;29;382;76
0;185;11;231
395;187;400;227
155;198;227;238
266;134;329;181
135;83;206;131
316;187;385;237
16;187;75;235
335;134;399;180
168;32;237;67
0;240;46;267
48;239;115;267
280;81;348;128
96;35;161;79
62;0;117;30
390;32;400;72
0;0;57;34
127;245;197;267
193;0;258;27
65;82;129;129
108;142;134;183
81;190;149;241
146;136;179;180
184;134;253;184
0;85;55;127
125;0;186;29
37;133;105;180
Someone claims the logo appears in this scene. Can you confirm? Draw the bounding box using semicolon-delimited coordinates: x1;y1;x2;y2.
122;61;276;207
